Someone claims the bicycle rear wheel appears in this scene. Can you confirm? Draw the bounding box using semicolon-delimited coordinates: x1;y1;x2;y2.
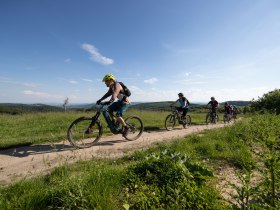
67;117;102;148
223;114;230;123
123;116;144;140
165;114;176;131
185;115;191;126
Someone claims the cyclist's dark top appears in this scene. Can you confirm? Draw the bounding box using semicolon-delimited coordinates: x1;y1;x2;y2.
208;100;219;108
224;104;232;112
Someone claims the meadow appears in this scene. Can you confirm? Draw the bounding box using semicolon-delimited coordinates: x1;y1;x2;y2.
0;109;207;149
0;114;279;209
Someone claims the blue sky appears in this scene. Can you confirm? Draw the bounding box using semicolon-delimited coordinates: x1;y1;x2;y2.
0;0;279;104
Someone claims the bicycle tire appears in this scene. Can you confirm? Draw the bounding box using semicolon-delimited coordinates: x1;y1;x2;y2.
205;113;211;124
165;114;176;131
185;115;191;126
123;116;144;140
215;115;219;123
67;117;102;148
223;114;230;123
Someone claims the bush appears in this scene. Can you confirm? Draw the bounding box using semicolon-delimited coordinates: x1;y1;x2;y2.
250;89;280;114
122;150;224;210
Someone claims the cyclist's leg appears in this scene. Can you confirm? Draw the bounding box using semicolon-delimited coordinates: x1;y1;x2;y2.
175;106;182;112
108;101;129;127
182;108;188;118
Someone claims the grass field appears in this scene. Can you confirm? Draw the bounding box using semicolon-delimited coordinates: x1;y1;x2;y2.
0;109;207;149
0;114;279;209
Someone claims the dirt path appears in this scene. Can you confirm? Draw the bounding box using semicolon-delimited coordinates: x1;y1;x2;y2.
0;123;227;185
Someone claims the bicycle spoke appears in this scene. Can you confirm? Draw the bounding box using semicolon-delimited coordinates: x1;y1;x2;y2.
67;117;102;148
124;116;143;140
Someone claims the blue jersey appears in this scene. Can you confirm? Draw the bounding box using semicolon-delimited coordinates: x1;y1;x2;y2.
176;98;188;108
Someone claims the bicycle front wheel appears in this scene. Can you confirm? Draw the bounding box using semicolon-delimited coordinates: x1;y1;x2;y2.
124;116;144;140
67;117;102;148
205;113;211;124
165;114;176;131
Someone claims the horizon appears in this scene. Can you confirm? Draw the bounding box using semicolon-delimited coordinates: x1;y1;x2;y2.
1;0;279;104
0;99;251;107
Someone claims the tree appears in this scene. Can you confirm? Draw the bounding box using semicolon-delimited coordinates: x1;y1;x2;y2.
63;97;69;112
250;89;280;114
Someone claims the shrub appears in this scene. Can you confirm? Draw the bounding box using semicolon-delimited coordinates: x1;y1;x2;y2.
122;150;224;210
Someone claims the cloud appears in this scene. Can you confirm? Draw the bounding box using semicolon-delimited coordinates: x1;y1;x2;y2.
81;43;114;65
65;58;71;63
69;80;78;84
82;79;93;82
22;90;64;99
144;77;158;84
0;80;37;87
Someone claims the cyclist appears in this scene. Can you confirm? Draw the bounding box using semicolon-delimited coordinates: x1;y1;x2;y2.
171;93;190;121
224;102;233;115
207;96;219;117
232;105;238;118
96;74;130;135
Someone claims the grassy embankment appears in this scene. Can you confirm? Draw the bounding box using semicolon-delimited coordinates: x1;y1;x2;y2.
0;114;279;209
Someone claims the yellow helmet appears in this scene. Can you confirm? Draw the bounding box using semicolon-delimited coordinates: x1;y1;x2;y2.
102;74;115;82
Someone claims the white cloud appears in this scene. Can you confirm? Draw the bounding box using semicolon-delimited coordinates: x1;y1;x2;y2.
81;43;114;65
0;80;37;87
22;90;64;99
65;58;71;63
144;77;158;84
69;80;78;84
82;79;93;82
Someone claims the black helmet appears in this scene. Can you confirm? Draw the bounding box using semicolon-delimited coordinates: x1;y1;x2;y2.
178;93;184;96
225;102;229;105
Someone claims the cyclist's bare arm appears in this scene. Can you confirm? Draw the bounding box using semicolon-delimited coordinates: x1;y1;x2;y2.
110;82;122;102
98;90;112;102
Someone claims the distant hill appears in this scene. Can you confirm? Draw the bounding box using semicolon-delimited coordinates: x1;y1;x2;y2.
130;101;204;111
221;101;250;106
0;100;250;114
0;103;64;114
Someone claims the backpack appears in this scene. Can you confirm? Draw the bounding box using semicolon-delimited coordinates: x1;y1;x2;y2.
183;97;190;106
118;82;131;97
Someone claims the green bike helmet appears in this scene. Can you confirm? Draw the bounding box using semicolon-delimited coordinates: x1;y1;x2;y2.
102;74;115;82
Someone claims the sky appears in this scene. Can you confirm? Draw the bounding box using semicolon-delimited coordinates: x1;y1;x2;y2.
0;0;280;105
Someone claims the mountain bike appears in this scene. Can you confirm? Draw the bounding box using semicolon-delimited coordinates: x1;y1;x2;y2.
165;105;191;131
223;113;232;123
205;109;219;124
67;102;144;148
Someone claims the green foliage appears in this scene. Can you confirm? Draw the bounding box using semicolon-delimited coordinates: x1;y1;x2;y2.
250;89;280;114
0;162;124;210
122;150;223;210
223;115;280;209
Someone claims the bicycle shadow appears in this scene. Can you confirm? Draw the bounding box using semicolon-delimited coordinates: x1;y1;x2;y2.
0;143;74;158
95;138;130;146
0;136;139;157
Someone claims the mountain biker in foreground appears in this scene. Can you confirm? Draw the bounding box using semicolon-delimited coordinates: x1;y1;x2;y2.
170;93;190;122
207;96;219;117
96;74;130;136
